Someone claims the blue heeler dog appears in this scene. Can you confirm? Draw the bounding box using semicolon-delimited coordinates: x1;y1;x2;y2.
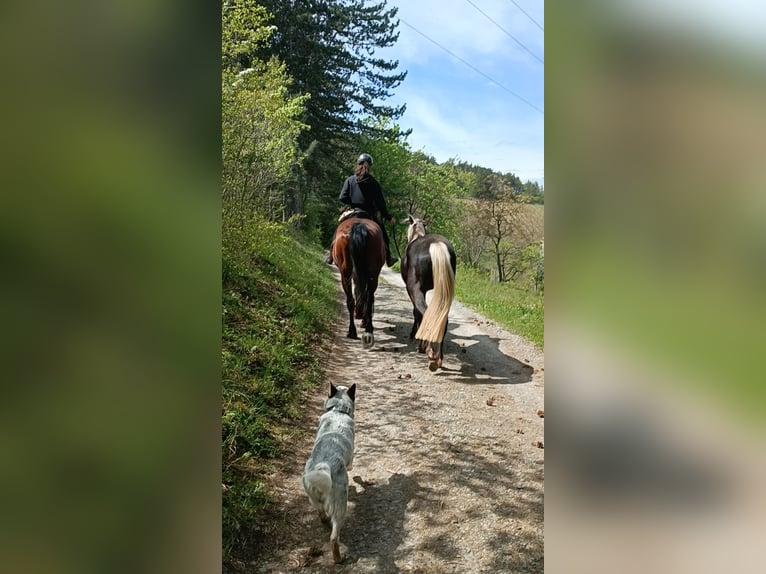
302;383;356;563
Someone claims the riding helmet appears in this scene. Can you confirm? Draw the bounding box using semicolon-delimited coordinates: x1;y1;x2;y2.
357;153;373;166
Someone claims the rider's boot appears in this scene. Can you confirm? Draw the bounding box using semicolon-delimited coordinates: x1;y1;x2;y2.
324;241;334;264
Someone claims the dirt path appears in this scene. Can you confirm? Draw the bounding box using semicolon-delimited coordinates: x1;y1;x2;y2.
254;266;544;573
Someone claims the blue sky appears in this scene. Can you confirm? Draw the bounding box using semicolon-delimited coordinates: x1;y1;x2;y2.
379;0;544;185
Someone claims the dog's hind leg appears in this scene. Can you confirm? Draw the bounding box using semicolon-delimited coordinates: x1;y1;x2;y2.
329;478;348;563
330;519;343;563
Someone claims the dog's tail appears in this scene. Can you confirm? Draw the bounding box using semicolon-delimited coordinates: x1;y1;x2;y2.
302;463;333;507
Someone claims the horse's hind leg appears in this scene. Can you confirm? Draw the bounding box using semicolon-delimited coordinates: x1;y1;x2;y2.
426;320;448;370
346;301;358;339
363;278;378;332
361;280;375;349
409;287;427;343
342;274;357;339
437;320;448;368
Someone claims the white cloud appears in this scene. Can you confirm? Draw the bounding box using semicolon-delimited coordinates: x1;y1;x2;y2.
401;93;544;182
378;1;544;182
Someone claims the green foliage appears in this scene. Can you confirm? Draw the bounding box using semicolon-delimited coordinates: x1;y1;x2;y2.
456;160;543;204
520;179;545;204
456;181;543;285
221;211;337;560
356;123;469;249
222;0;309;221
522;241;545;293
455;266;544;348
256;0;406;147
222;0;273;71
251;0;408;228
401;156;469;243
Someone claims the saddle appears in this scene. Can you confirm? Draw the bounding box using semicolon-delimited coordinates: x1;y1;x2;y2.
338;207;372;223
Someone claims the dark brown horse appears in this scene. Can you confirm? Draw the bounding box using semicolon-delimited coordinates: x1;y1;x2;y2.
401;215;456;371
331;216;385;348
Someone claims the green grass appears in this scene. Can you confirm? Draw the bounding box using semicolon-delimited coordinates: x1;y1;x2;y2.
221;214;338;561
455;266;544;349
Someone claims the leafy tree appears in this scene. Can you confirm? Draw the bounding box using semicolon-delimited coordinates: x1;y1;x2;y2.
254;0;407;222
222;0;309;222
473;174;531;282
352;122;470;254
523;240;544;293
398;154;468;245
455;199;489;268
222;0;273;72
521;179;544;204
257;0;405;142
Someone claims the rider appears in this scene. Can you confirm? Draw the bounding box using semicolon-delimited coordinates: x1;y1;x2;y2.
327;153;398;267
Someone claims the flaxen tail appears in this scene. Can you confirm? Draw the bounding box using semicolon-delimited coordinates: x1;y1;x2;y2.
415;242;455;343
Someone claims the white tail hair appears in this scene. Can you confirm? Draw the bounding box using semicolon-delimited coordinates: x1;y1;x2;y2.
415;242;455;343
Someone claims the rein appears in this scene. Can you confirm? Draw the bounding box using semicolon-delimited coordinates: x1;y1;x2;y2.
391;220;402;260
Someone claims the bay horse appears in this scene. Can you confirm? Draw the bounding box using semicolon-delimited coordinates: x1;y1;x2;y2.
400;215;456;371
331;215;385;348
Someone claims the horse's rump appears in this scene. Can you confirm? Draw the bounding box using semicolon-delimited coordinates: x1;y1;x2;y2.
333;218;384;268
415;241;455;343
332;216;385;344
348;222;370;316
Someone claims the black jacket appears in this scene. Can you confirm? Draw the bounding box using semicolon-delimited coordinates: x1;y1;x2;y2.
339;174;392;221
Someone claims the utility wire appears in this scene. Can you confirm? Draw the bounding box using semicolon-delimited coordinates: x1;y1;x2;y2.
464;0;543;64
509;0;544;32
398;18;543;115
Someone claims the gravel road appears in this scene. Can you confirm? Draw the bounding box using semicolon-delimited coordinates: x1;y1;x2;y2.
252;265;544;573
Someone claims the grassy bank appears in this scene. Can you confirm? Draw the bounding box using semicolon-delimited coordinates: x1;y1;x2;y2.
455;266;544;349
221;215;338;560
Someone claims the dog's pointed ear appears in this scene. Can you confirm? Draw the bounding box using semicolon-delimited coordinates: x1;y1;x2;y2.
347;383;356;402
330;383;338;397
423;219;430;227
407;214;414;224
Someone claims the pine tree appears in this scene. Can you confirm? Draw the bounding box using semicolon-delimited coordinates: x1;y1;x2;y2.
255;0;407;225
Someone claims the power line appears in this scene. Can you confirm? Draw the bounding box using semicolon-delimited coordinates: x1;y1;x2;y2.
508;0;544;32
398;18;543;115
464;0;543;64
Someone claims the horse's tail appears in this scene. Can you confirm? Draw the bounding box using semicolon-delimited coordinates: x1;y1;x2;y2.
349;222;370;316
416;242;455;343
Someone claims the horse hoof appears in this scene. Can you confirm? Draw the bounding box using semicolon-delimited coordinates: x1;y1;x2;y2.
362;333;374;349
347;332;358;339
428;360;439;372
